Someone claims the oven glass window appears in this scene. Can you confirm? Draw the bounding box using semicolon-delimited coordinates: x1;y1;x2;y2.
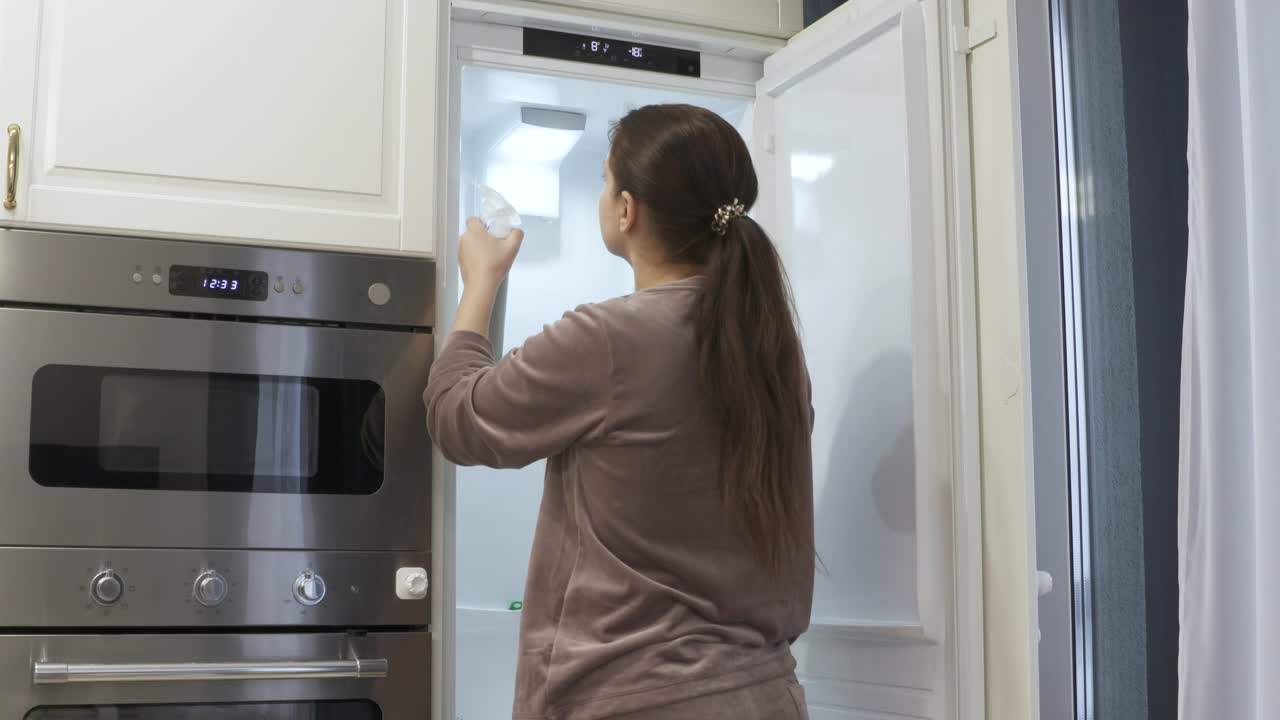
25;700;381;719
29;365;384;495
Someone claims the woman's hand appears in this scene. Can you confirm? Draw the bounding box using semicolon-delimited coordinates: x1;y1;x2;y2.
458;217;524;295
450;218;524;339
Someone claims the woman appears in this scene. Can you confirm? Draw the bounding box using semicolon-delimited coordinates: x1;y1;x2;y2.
425;104;814;720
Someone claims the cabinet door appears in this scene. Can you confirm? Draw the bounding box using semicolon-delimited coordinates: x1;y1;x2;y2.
752;0;979;717
0;0;37;222
0;0;440;255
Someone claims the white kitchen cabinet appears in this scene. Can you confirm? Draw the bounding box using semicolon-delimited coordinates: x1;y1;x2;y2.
463;0;803;39
0;0;442;255
0;1;34;224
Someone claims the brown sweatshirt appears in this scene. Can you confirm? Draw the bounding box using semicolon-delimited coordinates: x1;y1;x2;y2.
425;277;814;720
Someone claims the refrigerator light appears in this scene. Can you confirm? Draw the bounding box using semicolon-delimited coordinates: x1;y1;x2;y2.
492;123;584;165
483;107;587;218
484;162;561;219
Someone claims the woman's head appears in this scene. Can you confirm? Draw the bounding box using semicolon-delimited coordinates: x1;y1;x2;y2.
599;104;757;265
603;104;813;580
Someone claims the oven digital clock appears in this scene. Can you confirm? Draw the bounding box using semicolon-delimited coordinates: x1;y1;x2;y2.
524;28;700;77
169;264;269;302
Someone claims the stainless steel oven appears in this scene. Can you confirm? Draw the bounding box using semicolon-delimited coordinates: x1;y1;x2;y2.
0;228;435;717
0;229;434;554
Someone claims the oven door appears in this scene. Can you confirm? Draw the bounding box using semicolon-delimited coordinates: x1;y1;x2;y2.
0;631;428;718
0;306;432;551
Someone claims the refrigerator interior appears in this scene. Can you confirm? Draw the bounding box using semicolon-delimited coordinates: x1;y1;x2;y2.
452;63;750;717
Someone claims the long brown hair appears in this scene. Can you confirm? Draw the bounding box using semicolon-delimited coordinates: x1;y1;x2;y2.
608;104;812;578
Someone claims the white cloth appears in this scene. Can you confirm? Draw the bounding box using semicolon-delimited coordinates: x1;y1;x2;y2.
1180;1;1280;717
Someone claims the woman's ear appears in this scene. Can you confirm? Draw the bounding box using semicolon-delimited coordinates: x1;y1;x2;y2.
619;190;639;234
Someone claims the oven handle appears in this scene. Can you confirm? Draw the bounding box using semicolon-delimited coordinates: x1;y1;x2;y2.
32;657;389;685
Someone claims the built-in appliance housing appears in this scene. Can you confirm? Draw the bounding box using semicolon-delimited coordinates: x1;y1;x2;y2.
0;228;435;716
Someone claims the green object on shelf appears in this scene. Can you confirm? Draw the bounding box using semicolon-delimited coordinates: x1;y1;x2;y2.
508;601;523;611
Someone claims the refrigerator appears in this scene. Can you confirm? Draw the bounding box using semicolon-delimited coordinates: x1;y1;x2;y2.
438;1;978;718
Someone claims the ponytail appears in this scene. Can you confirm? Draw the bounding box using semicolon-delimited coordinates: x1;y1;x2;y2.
697;216;811;580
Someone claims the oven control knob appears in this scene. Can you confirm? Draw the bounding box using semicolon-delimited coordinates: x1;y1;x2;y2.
293;570;326;606
90;570;124;605
193;570;228;607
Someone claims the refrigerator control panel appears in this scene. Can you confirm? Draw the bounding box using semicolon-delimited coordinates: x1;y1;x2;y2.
524;28;700;78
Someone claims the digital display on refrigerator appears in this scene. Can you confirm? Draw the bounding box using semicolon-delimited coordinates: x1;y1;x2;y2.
524;28;700;77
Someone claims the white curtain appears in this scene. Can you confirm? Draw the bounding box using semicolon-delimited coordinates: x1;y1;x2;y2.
1180;1;1280;717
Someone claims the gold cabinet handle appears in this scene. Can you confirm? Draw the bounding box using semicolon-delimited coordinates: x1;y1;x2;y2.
4;124;18;210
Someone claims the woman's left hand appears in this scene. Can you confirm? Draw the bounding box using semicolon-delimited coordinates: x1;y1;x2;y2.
458;217;524;294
